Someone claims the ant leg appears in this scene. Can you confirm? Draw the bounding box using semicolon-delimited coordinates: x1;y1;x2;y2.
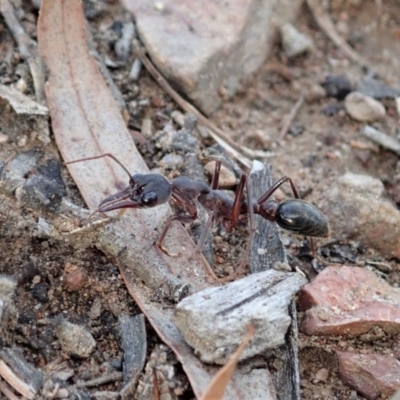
235;175;256;278
65;153;132;180
193;160;221;254
156;214;197;257
194;213;215;253
256;176;300;205
211;160;221;190
156;199;198;256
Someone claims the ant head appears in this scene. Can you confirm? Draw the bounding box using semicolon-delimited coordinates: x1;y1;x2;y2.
275;199;329;238
130;174;171;208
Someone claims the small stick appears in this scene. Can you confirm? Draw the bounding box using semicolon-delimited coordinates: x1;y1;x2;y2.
0;360;35;399
306;0;371;71
132;39;253;169
73;372;123;389
279;94;305;140
362;125;400;156
0;379;21;400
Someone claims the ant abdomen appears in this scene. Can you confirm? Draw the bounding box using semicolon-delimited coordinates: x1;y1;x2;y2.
275;199;330;238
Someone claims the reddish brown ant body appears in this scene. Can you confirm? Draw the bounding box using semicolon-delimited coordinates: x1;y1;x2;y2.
66;154;329;278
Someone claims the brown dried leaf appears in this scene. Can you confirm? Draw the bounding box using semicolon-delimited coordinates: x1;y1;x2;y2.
200;325;255;400
37;0;210;283
37;1;275;398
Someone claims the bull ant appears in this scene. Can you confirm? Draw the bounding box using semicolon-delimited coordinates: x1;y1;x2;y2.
66;154;329;280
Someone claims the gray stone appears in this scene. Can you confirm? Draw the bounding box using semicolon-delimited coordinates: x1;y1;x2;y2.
356;76;400;99
16;159;66;213
0;84;49;143
174;269;306;364
0;150;42;194
123;0;302;115
317;173;400;259
280;23;314;58
0;275;17;322
55;318;96;358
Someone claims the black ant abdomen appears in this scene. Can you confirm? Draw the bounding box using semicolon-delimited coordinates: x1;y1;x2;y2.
275;199;330;238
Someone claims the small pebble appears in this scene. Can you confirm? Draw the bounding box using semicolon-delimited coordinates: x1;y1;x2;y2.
322;74;352;100
141;118;153;138
171;110;185;127
17;136;27;147
315;368;329;382
55;317;96;358
55;388;69;398
129;57;142;81
345;91;386;122
16;78;27;93
0;132;8;143
305;84;326;103
62;263;88;291
159;154;184;169
280;23;314;58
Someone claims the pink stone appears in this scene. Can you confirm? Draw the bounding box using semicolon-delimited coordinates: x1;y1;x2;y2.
315;368;329;382
336;350;400;400
122;0;302;115
298;266;400;336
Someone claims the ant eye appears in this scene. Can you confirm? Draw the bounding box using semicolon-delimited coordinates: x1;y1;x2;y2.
141;192;158;207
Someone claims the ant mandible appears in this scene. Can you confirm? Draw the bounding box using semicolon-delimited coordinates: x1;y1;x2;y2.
65;154;329;280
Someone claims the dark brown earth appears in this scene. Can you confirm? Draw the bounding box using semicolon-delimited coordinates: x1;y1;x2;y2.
1;0;400;399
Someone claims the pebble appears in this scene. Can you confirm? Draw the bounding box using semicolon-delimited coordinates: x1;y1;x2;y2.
356;76;400;99
125;0;303;115
305;84;326;103
171;110;185;127
299;266;400;336
345;91;386;122
336;351;400;400
159;154;184;169
0;132;8;143
0;275;17;321
55;317;96;358
16;159;66;213
114;21;135;61
280;23;314;58
129;57;142;81
322;74;352;100
62;263;88;291
314;368;329;382
317;173;400;259
175;269;306;364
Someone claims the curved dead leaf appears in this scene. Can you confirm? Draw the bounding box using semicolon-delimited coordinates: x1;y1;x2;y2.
199;325;255;400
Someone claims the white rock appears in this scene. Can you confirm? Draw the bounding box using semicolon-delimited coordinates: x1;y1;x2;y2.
344;91;386;122
174;269;306;364
280;23;314;58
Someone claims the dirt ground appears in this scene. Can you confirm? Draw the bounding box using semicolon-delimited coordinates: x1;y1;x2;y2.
1;0;400;399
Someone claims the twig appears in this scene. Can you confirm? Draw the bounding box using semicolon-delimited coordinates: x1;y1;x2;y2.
0;379;21;400
361;125;400;156
0;0;46;104
0;361;35;399
279;94;305;140
306;0;371;71
73;372;123;389
132;39;253;169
